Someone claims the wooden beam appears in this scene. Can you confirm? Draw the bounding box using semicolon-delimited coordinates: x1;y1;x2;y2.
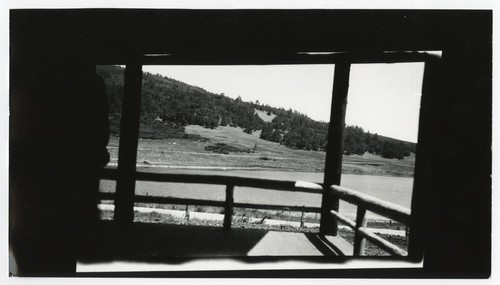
320;61;351;236
407;56;442;261
95;51;433;66
113;63;143;224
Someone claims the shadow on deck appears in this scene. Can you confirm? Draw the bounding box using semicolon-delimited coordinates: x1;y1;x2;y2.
77;221;353;269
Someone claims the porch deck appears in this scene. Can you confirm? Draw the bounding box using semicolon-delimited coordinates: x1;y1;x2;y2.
77;221;353;272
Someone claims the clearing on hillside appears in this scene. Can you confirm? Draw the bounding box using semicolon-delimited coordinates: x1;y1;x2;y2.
254;108;277;123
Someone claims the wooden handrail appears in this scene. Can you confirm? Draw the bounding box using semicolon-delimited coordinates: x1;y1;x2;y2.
100;168;323;194
330;210;407;256
329;185;411;256
331;185;411;224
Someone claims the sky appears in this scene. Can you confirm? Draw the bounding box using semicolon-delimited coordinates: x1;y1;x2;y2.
345;63;425;143
142;63;424;143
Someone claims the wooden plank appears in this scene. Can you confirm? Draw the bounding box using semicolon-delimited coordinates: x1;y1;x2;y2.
331;185;411;224
320;61;351;236
113;63;143;224
353;207;367;256
223;185;234;229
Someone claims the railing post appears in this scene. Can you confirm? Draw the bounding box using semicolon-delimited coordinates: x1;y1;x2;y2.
320;61;351;236
223;185;234;229
184;204;190;223
300;206;305;228
114;63;143;224
353;207;367;256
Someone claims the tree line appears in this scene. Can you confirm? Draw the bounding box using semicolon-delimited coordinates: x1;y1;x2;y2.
97;65;416;159
343;126;415;159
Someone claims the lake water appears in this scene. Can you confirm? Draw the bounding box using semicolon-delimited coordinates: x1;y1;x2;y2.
101;168;413;220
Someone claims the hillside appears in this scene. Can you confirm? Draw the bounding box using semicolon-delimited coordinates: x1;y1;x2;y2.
97;65;416;159
105;125;415;176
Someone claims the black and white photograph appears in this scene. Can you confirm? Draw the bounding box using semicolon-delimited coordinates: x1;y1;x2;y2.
5;1;494;280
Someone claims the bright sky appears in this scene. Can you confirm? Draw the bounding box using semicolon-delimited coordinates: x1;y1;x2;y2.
346;63;425;143
142;63;424;143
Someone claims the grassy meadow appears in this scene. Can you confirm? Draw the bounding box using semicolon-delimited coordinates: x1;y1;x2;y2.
107;125;415;177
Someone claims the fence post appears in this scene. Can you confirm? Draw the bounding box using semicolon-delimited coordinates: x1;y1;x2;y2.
223;185;234;229
353;207;367;256
300;206;305;228
184;204;190;223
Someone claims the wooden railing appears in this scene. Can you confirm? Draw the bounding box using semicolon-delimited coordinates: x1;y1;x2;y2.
329;185;411;256
98;168;324;230
98;168;411;256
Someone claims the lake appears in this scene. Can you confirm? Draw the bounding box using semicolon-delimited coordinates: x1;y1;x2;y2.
100;168;413;220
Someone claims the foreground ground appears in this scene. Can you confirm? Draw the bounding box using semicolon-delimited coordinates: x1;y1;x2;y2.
99;208;408;256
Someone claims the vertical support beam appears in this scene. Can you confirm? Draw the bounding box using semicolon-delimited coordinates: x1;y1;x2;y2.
223;185;234;229
114;63;143;224
353;207;367;256
320;61;351;236
407;56;441;261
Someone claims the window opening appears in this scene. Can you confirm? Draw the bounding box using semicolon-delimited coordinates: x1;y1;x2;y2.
131;64;334;231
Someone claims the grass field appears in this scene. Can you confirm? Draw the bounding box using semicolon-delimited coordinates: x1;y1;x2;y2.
107;124;415;177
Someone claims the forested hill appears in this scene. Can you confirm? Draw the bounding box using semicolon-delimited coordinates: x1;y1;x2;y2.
97;65;416;159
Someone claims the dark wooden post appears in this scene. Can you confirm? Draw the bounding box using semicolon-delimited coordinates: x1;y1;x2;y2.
184;204;190;223
300;206;305;228
114;63;143;224
407;56;441;261
223;185;234;229
320;61;351;236
353;207;367;256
